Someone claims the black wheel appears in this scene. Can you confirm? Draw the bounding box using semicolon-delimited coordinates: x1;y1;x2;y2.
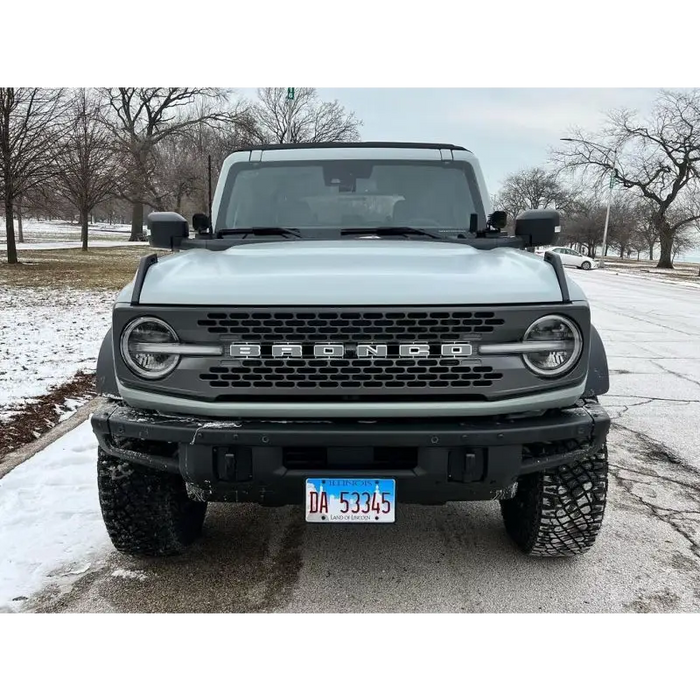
581;260;592;270
97;447;207;556
500;444;608;557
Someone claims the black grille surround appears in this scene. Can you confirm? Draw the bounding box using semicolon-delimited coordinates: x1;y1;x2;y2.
112;304;592;402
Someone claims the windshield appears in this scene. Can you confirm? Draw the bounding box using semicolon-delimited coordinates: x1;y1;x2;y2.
216;159;485;233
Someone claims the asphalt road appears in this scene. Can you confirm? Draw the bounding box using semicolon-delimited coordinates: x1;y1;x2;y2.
33;269;700;613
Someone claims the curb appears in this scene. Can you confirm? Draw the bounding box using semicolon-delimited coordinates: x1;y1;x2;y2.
0;397;104;480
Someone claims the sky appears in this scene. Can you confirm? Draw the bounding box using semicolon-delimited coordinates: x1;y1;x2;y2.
237;88;661;195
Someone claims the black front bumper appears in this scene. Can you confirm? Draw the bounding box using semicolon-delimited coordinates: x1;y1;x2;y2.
91;401;610;506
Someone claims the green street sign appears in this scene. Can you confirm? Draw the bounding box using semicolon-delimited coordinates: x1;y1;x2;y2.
287;87;295;101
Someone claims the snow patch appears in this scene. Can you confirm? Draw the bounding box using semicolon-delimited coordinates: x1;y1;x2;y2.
0;419;110;610
111;568;148;582
0;286;114;420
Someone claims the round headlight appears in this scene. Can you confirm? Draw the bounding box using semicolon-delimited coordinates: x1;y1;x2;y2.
120;317;179;379
522;315;582;378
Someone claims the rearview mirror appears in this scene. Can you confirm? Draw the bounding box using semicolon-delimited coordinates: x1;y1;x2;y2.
147;212;189;250
514;209;560;248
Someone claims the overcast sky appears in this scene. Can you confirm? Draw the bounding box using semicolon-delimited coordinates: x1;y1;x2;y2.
238;88;660;195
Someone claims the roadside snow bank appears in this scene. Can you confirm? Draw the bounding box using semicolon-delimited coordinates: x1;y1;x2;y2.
0;419;109;611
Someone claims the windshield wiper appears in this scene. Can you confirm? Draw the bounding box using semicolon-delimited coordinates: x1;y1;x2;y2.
217;227;302;239
340;226;443;239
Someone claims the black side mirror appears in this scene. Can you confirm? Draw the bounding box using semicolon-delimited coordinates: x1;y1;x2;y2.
147;212;189;250
488;210;508;230
514;209;560;248
192;212;210;235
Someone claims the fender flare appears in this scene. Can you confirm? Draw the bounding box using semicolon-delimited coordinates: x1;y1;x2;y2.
96;328;119;397
584;324;609;397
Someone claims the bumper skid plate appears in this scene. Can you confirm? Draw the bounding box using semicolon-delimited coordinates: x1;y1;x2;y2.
91;401;610;506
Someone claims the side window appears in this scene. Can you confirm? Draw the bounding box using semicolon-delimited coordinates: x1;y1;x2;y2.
567;248;580;256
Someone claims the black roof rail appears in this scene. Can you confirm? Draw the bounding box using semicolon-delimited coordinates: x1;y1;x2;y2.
231;141;471;154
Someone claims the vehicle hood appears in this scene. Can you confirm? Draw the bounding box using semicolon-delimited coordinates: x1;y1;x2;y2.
118;240;586;306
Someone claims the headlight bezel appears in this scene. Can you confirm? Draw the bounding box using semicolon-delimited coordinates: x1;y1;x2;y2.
521;314;583;378
120;316;181;380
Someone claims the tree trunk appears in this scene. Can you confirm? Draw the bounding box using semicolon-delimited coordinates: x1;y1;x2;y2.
16;199;24;243
5;195;18;264
130;201;144;241
649;243;654;260
637;251;640;261
619;246;624;258
656;219;674;269
81;206;89;252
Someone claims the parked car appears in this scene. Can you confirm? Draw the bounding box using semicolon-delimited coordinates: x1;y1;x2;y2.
536;246;597;270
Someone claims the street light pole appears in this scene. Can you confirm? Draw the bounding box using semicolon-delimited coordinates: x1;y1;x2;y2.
560;137;617;269
600;168;614;269
285;88;295;144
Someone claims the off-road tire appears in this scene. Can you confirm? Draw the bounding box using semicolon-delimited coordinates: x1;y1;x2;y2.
581;261;592;270
500;444;608;557
97;447;207;557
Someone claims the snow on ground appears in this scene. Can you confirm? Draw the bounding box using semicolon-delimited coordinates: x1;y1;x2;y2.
0;286;115;420
1;240;147;251
0;217;147;251
0;419;110;612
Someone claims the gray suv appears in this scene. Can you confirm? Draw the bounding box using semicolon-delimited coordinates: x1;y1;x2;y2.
92;142;611;558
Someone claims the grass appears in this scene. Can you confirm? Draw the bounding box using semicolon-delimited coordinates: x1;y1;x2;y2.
0;247;165;292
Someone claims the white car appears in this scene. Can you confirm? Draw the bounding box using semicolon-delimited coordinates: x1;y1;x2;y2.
535;246;597;270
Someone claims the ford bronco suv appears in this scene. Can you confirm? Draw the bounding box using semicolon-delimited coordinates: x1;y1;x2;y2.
92;142;611;558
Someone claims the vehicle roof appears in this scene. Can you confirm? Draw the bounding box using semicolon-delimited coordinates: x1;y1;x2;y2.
231;141;471;154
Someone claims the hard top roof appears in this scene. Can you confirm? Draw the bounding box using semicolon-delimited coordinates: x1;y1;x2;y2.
232;141;471;154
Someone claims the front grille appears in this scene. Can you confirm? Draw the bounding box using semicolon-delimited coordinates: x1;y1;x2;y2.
193;307;510;397
200;358;503;390
197;309;505;342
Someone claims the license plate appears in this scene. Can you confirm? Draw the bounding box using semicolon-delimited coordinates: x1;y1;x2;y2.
305;478;396;523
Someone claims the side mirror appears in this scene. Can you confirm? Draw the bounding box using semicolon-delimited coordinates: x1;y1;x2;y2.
192;212;210;235
488;210;508;230
147;212;189;250
514;209;560;248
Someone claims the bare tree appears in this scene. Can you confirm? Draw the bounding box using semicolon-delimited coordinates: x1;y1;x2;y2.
0;88;67;264
493;167;573;220
554;89;700;269
630;200;660;260
561;195;607;257
53;89;118;251
153;113;261;221
671;228;697;262
603;191;640;258
100;88;237;240
253;88;362;144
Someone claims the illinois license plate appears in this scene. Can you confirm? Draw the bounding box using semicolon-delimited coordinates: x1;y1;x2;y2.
305;478;396;523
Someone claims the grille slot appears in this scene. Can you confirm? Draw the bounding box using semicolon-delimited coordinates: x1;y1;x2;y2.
197;309;505;342
200;358;503;391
